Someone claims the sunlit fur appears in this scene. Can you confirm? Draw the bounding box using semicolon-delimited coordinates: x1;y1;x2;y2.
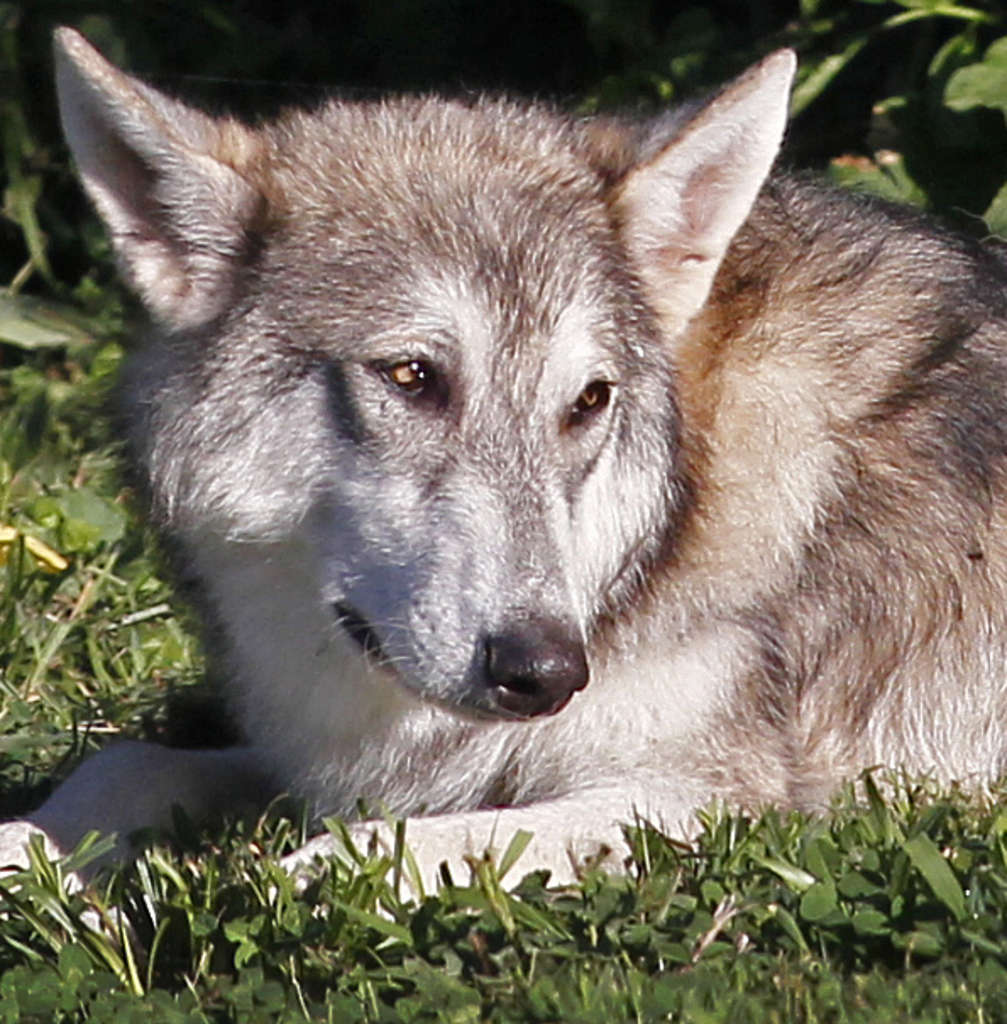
3;34;1007;890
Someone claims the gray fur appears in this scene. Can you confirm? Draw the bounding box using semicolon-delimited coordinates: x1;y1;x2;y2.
2;33;1005;890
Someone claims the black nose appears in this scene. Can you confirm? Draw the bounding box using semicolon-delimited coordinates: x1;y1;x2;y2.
484;619;589;718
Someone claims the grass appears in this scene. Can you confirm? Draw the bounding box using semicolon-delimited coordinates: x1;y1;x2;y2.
0;329;200;809
2;304;1007;1022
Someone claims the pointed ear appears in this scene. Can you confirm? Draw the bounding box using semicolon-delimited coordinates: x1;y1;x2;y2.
613;50;796;334
53;28;266;329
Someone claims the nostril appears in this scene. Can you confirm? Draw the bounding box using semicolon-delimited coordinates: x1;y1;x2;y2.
484;619;589;718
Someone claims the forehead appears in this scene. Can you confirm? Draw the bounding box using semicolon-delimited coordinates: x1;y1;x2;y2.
259;95;626;353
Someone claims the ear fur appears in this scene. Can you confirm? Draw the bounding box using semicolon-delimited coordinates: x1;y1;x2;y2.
53;28;264;329
614;50;796;334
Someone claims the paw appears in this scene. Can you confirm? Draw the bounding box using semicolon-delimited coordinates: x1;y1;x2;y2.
0;820;64;875
280;822;432;896
279;831;346;883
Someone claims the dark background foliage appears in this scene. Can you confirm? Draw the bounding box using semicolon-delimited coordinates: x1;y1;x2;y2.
3;0;1007;321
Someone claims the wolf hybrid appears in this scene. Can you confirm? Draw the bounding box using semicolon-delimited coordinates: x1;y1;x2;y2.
3;27;1007;888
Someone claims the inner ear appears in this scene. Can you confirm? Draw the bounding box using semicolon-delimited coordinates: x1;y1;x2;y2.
54;27;264;330
613;50;796;335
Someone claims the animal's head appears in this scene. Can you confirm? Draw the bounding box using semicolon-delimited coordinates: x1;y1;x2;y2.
54;29;793;720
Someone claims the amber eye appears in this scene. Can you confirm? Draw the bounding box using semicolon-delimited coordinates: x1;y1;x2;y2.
373;358;448;408
385;359;431;393
566;380;613;429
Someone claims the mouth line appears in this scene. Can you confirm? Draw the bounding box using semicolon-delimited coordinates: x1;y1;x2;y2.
332;602;388;662
330;603;575;723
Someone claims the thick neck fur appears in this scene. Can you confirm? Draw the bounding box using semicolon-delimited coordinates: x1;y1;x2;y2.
662;173;1007;797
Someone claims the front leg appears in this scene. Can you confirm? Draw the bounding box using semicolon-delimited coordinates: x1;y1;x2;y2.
0;741;276;872
283;788;693;895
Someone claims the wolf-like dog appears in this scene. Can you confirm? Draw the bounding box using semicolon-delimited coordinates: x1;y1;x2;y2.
3;27;1007;889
